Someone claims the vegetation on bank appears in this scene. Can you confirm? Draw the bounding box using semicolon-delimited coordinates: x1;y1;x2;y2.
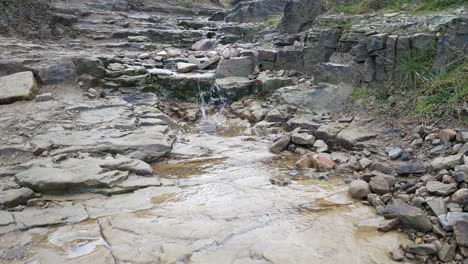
351;49;468;123
326;0;467;14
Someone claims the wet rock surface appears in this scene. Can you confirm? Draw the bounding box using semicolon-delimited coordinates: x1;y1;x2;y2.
0;0;467;263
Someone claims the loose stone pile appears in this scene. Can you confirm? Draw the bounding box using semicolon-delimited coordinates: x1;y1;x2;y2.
254;108;468;262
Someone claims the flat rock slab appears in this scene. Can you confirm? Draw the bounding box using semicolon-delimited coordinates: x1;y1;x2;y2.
15;156;153;193
85;186;178;218
0;71;39;104
337;125;377;149
426;181;458;196
272;83;355;112
13;204;88;230
32;125;174;163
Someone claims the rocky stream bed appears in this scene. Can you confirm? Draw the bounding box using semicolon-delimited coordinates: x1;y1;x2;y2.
0;0;467;263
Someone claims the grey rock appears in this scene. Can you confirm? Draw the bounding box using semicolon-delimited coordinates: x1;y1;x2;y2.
215;77;253;101
198;56;220;70
38;59;77;85
151;71;215;100
438;212;468;231
176;63;198;73
359;158;373;169
269;134;291;154
383;203;433;232
13;205;88;229
438;242;457;262
0;211;14;226
397;163;427;175
452;188;468;206
225;0;287;23
315;122;348;142
15;156;153;193
426;197;447;216
412;33;436;52
389;148;403;160
369;175;391;195
368;33;389;52
411;139;424;148
0;188;34;207
276;49;304;71
431;155;463;170
313;140;328;153
216;57;256;78
407;244;437;256
390;248;404;262
192;39;214;51
370;162;395;175
457;130;468;143
336;125;377;149
253;76;295;97
0;71;40;104
279;0;325;33
291;133;315;145
258;49;277;62
348;180;370;200
73;57;106;78
287;114;320;132
454;220;468;247
426;181;458;196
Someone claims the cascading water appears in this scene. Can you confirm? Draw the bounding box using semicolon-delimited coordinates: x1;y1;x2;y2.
197;79;229;134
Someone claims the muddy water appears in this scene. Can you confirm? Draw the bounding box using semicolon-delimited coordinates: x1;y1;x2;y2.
0;118;408;264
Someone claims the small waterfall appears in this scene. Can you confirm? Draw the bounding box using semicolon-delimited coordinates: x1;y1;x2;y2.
197;81;228;134
197;80;207;119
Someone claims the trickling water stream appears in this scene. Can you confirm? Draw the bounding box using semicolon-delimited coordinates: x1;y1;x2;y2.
0;112;408;263
198;82;229;135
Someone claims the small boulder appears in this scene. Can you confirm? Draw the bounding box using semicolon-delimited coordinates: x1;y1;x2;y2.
311;153;335;171
388;148;403;160
192;39;214;51
369;175;391;195
295;153;335;171
370;162;395;175
438;242;457;262
313;140;328;153
269;134;291;154
0;71;40;104
397;163;426;175
216;57;256;78
383;203;433;232
138;53;150;60
176;63;198;73
348;180;370;200
426;197;447;216
390;248;404;262
0;188;34;207
291;133;315;145
426;181;458;196
430;154;463;170
454;220;468;247
452;188;468;206
406;244;437;256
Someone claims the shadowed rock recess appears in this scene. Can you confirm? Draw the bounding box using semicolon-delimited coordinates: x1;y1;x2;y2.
0;0;467;263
